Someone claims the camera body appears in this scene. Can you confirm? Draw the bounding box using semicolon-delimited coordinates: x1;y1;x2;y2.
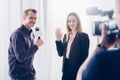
92;20;120;38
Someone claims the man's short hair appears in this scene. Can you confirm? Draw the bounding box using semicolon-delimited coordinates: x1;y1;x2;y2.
24;8;37;16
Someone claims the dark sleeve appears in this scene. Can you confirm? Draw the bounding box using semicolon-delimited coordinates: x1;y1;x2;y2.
80;33;90;63
55;40;64;56
11;32;38;62
82;54;100;80
55;34;66;57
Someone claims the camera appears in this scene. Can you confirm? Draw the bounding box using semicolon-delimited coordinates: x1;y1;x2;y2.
92;20;120;38
87;7;120;38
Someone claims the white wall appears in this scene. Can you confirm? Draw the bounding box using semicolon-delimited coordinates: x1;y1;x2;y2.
0;0;21;79
0;0;115;80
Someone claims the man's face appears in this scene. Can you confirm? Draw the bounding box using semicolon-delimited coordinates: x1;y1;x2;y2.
23;11;37;29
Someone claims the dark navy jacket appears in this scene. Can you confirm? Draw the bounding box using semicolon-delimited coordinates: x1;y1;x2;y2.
8;25;38;79
55;32;89;80
82;49;120;80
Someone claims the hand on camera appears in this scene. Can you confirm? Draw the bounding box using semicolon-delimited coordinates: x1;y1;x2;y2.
99;25;115;49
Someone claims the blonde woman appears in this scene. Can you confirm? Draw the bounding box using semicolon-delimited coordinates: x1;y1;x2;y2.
55;12;89;80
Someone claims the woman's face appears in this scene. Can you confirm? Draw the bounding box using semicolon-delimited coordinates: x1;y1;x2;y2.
67;15;77;31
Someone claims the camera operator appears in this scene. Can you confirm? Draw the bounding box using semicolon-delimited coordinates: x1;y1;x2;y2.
76;0;120;80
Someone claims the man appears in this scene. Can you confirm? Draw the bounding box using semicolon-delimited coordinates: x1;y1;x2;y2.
76;0;120;80
8;9;44;80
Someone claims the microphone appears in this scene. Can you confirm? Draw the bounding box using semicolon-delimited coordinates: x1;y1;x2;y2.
35;27;42;39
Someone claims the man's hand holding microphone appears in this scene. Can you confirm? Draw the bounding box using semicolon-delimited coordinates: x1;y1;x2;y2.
35;27;44;47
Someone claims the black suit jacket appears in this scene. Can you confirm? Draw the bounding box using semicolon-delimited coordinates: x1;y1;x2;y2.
55;32;89;75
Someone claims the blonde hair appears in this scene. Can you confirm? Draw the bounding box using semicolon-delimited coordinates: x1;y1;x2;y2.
66;12;82;41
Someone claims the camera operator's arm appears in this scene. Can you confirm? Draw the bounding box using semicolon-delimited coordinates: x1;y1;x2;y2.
76;45;102;80
98;25;115;49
